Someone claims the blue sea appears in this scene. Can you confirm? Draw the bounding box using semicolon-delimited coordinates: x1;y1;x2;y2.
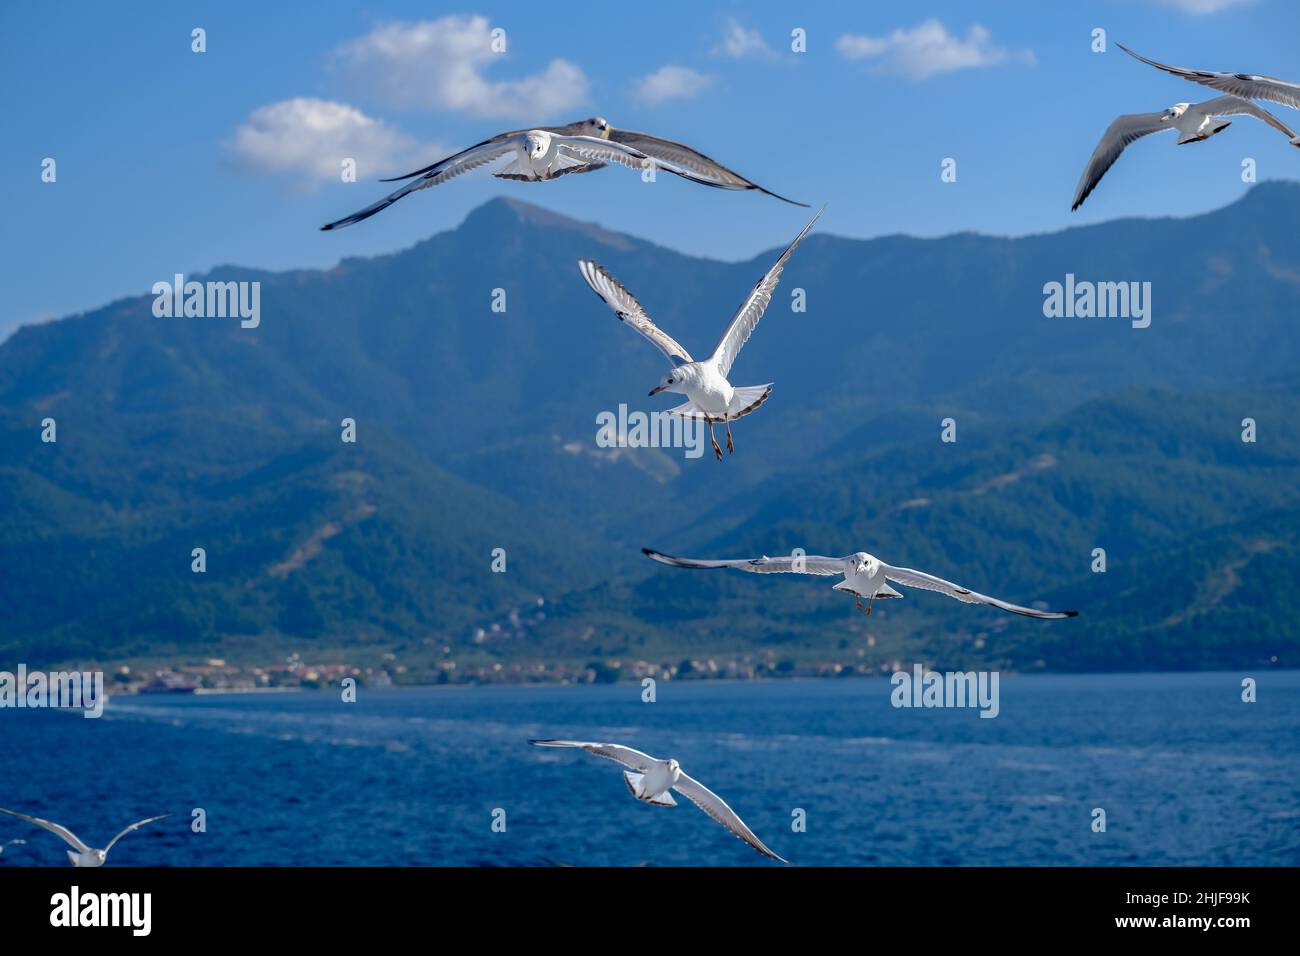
3;672;1298;867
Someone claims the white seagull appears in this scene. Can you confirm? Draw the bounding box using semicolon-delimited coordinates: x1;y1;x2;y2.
1118;43;1300;115
578;206;824;460
643;548;1078;619
529;739;786;862
1072;95;1299;210
0;838;26;857
322;131;696;230
0;807;169;867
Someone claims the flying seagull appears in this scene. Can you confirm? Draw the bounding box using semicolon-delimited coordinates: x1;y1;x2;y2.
0;807;169;867
1118;43;1300;114
529;739;786;862
578;206;824;460
1072;95;1299;210
0;838;26;857
322;131;694;230
643;548;1079;619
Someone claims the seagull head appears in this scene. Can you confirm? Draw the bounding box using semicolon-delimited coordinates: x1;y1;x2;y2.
666;758;682;782
1161;103;1190;121
90;849;108;864
580;116;612;138
524;132;550;159
649;369;686;397
851;551;877;574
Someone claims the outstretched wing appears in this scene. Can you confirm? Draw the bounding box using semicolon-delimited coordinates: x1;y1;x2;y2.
1072;112;1170;211
104;814;170;855
642;548;845;576
557;136;731;187
709;206;824;376
883;565;1077;619
529;740;658;773
608;128;810;206
577;261;693;365
1118;44;1300;111
0;807;89;853
321;137;518;230
1199;95;1299;139
672;773;786;863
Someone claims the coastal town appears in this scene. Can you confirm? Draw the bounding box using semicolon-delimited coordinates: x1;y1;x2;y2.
103;650;902;695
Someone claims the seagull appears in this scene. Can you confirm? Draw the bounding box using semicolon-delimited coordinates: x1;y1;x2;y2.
1072;96;1299;210
0;807;169;867
1118;43;1300;116
322;130;695;230
578;206;824;460
643;548;1079;619
529;740;786;862
0;838;26;857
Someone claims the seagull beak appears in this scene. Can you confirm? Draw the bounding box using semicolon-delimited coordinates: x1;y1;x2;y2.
648;385;667;396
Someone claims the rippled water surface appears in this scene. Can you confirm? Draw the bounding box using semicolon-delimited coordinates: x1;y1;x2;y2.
4;672;1298;866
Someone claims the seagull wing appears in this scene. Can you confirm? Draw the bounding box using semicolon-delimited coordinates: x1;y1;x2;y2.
556;136;727;186
883;565;1077;619
321;137;520;230
103;814;169;855
642;547;845;576
1199;95;1299;139
709;206;824;377
529;740;658;773
672;773;786;863
1071;112;1170;211
0;808;90;853
607;127;809;206
1117;44;1300;112
555;135;655;171
577;260;694;365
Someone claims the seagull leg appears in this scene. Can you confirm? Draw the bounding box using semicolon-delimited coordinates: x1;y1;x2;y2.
709;421;723;461
726;419;734;454
864;596;874;616
854;594;863;612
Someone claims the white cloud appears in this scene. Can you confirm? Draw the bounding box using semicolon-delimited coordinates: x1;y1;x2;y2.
333;16;588;119
1144;0;1255;13
226;98;432;187
835;19;1035;80
712;18;775;60
633;65;714;106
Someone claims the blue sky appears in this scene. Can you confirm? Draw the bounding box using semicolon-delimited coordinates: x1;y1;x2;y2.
2;0;1296;337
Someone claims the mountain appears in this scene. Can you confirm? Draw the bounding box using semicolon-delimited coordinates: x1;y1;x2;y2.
1;185;1298;668
527;380;1300;671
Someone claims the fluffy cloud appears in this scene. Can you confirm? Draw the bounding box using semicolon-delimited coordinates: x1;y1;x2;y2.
226;98;432;186
333;15;588;118
1144;0;1255;13
633;65;715;106
835;19;1035;80
712;17;775;59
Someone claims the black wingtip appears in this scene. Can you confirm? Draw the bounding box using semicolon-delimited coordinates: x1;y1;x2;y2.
641;547;656;556
759;186;812;208
1064;611;1080;618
